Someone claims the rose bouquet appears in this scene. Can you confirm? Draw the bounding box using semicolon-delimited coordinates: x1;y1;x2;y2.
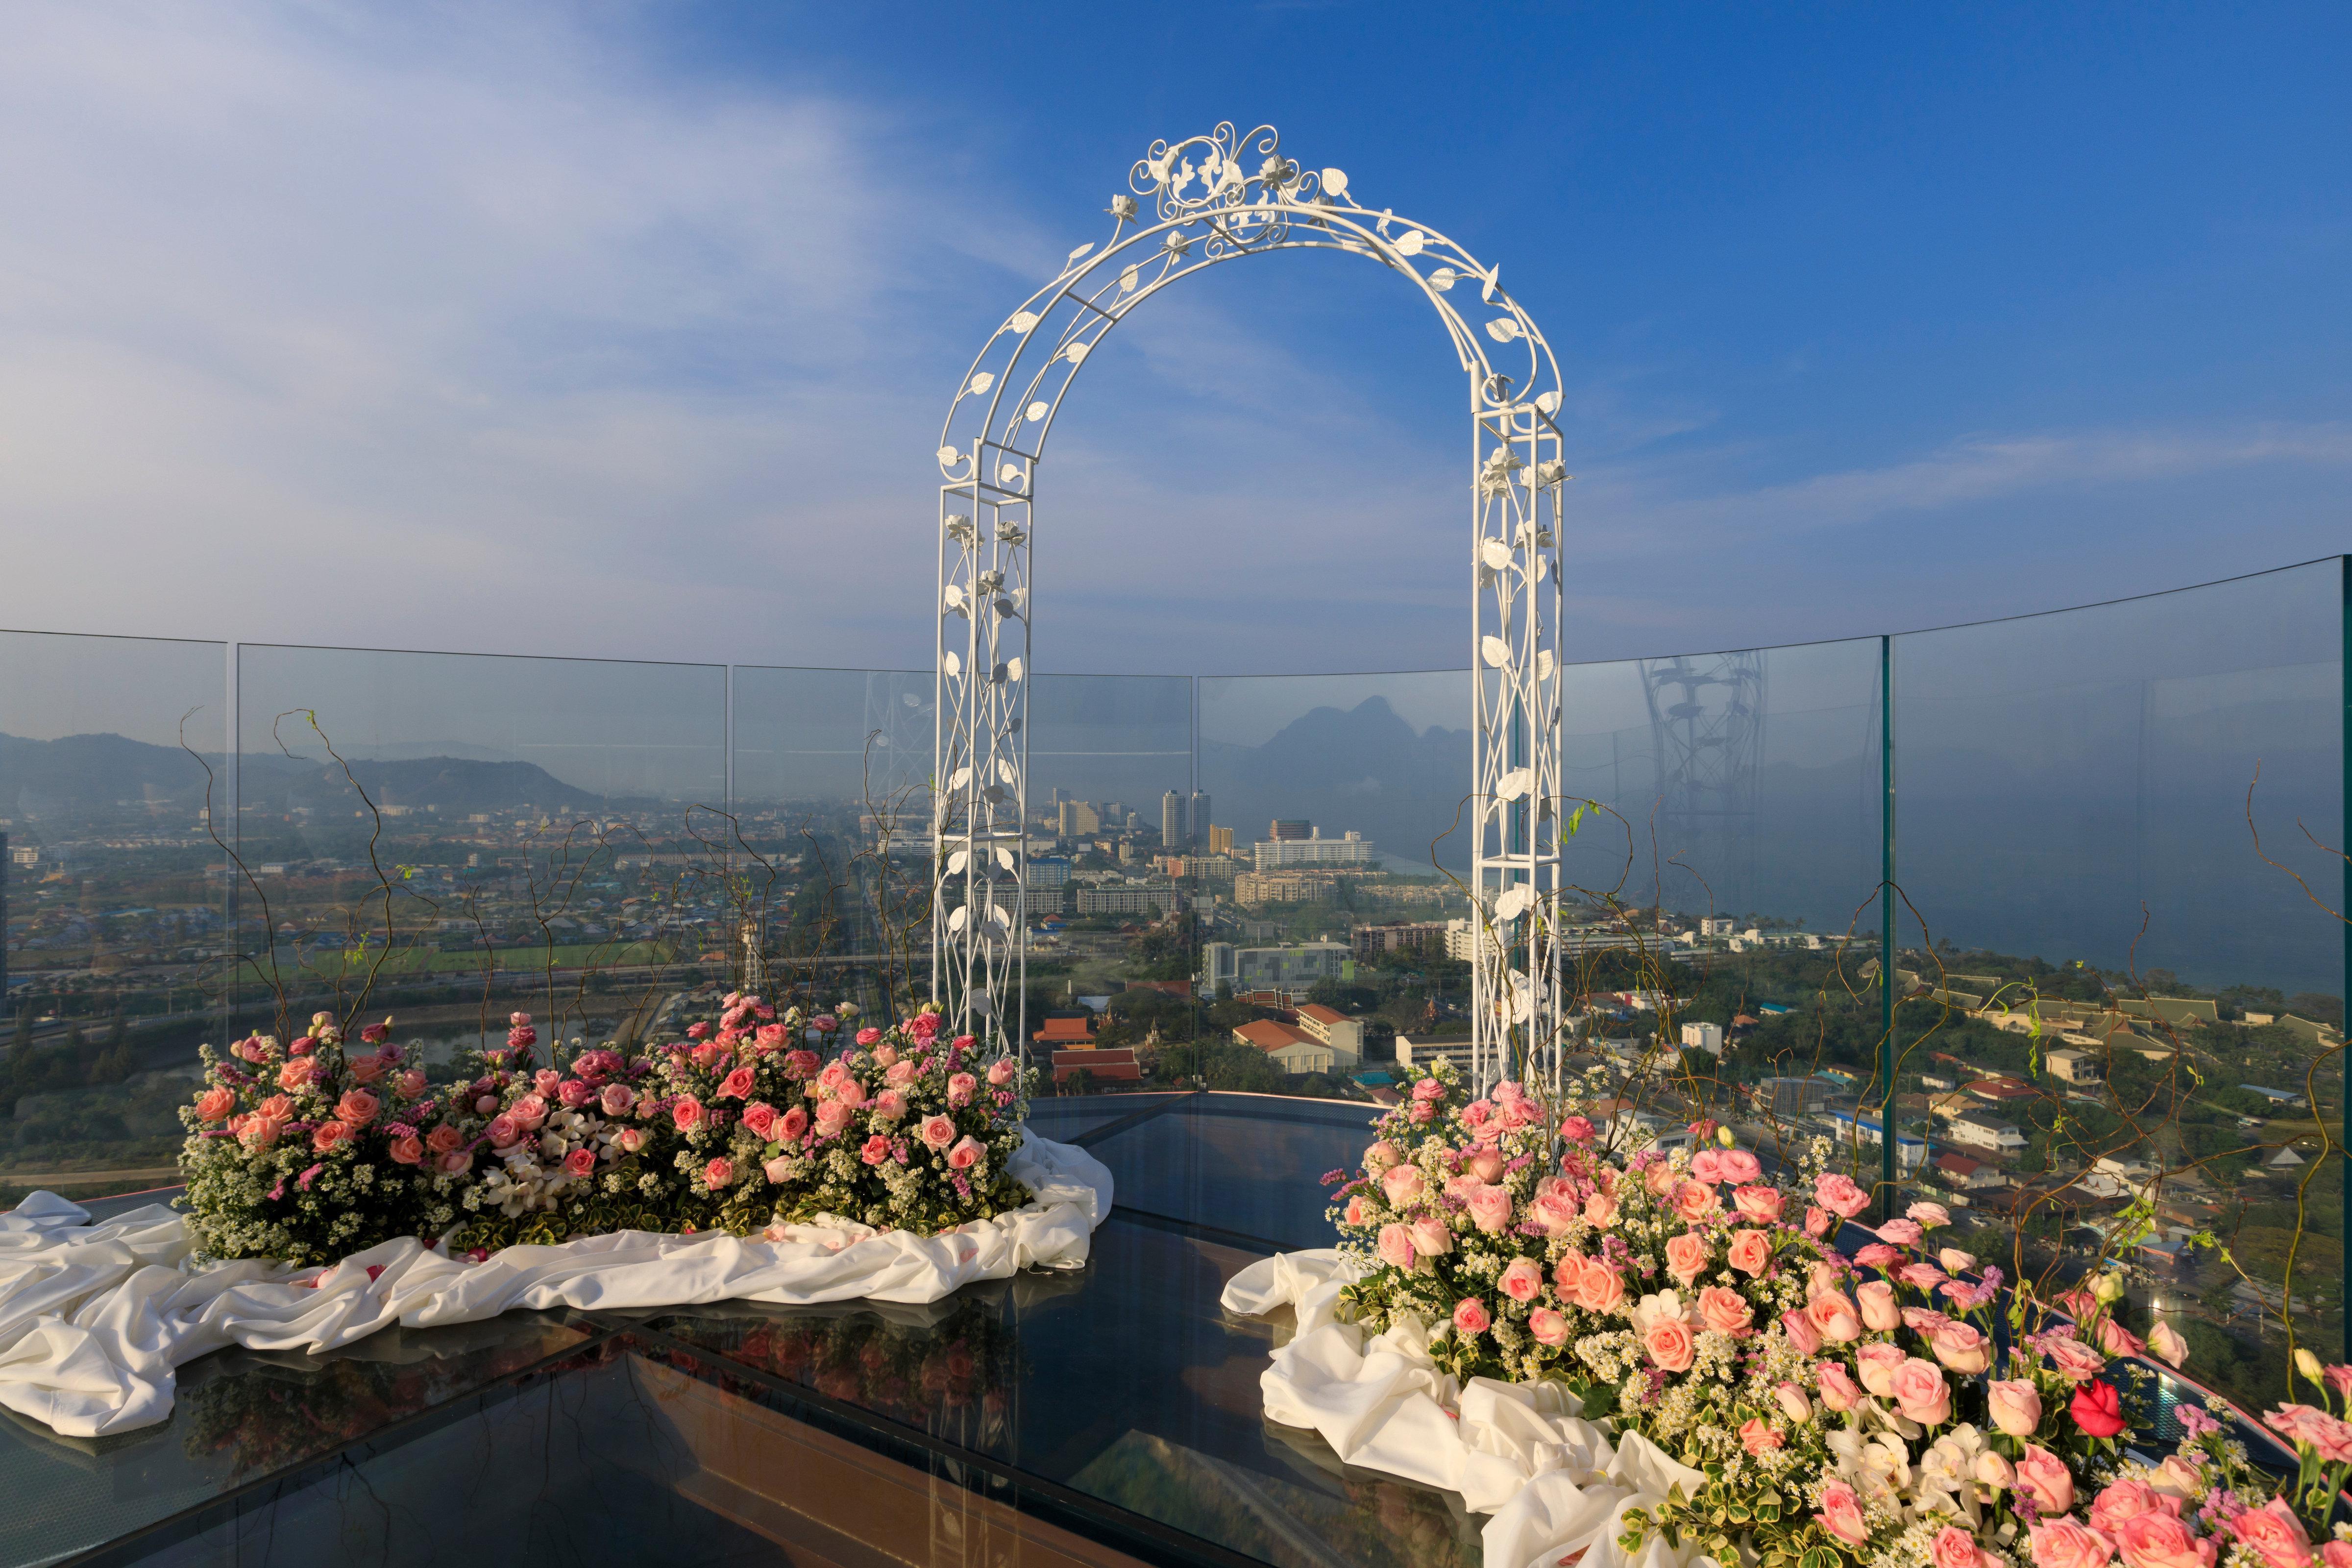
1326;1060;1841;1425
1616;1183;2343;1568
177;1011;462;1267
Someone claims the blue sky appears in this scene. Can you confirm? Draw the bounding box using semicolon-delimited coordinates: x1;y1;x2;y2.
1;2;2346;677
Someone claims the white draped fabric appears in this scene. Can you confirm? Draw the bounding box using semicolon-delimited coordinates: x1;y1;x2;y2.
1221;1249;1718;1568
0;1131;1111;1439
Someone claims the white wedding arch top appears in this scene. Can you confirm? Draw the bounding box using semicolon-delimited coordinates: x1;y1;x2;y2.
1222;1250;1723;1568
0;1131;1110;1438
934;122;1573;1094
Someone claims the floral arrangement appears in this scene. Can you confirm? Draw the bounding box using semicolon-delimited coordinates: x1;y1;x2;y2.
178;1010;462;1267
176;996;1036;1263
717;1299;1015;1440
1323;1061;2335;1568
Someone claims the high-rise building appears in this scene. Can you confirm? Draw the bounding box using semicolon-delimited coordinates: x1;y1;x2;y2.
1057;800;1101;837
1269;819;1311;841
1189;791;1210;849
1160;790;1184;848
1207;825;1234;856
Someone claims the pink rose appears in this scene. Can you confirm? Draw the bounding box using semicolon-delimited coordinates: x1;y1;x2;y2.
741;1102;779;1139
1690;1149;1727;1184
1739;1417;1783;1455
334;1089;380;1126
312;1119;351;1152
1781;1307;1822;1355
1453;1297;1492;1336
1529;1307;1568;1347
762;1154;792;1184
2113;1512;2217;1568
1877;1217;1924;1246
2230;1501;2314;1568
670;1096;705;1132
1805;1205;1833;1238
564;1147;596;1178
1665;1231;1711;1284
920;1115;956;1150
1381;1165;1426;1206
346;1054;385;1085
1573;1261;1622;1313
438;1151;472;1175
1856;1342;1908;1396
388;1134;424;1164
1933;1526;1984;1568
195;1086;236;1122
986;1058;1016;1086
1344;1194;1372;1226
1989;1379;2043;1436
1376;1224;1418;1269
855;1027;882;1046
714;1066;754;1101
425;1124;463;1153
1938;1247;1976;1272
1731;1185;1783;1222
1697;1285;1754;1337
815;1100;857;1137
1718;1150;1762;1184
1816;1362;1864;1411
600;1082;635;1117
486;1112;523;1148
1583;1190;1619;1227
1726;1227;1771;1275
2148;1321;2189;1368
1899;1261;1948;1290
1854;1244;1903;1267
948;1072;977;1106
557;1078;593;1109
860;1134;892;1166
615;1126;646;1152
873;1089;906;1122
1815;1172;1870;1218
1776;1381;1812;1423
2043;1333;2109;1383
1808;1291;1863;1343
782;1050;819;1080
2090;1481;2182;1536
1933;1322;1991;1374
2015;1444;2075;1515
778;1106;808;1141
1467;1184;1514;1234
1409;1215;1453;1257
2031;1519;2118;1568
1644;1319;1695;1372
1560;1115;1595;1143
1907;1200;1950;1228
947;1136;984;1171
883;1058;918;1086
2322;1547;2352;1568
1674;1181;1721;1222
1857;1280;1900;1330
1816;1481;1870;1548
870;1043;897;1068
1890;1356;1950;1425
1464;1147;1505;1184
278;1059;315;1091
1500;1258;1543;1302
704;1157;734;1188
395;1069;427;1100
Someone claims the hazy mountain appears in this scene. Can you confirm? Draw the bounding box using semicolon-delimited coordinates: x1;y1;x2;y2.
1201;696;1474;874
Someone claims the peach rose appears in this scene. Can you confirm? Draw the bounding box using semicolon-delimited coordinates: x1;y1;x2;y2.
1857;1280;1900;1330
946;1136;984;1170
1643;1160;1679;1197
1781;1307;1822;1355
1731;1184;1783;1222
1775;1381;1812;1423
2148;1321;2189;1368
1665;1231;1711;1285
346;1053;385;1085
2015;1444;2075;1515
1645;1318;1695;1372
240;1114;285;1149
1364;1139;1402;1174
1856;1341;1908;1396
311;1119;350;1152
195;1086;236;1122
1727;1227;1772;1275
1697;1285;1754;1337
1933;1321;1991;1374
425;1124;463;1154
1528;1307;1568;1347
277;1058;315;1091
670;1096;705;1132
1988;1378;2042;1436
388;1133;424;1165
258;1093;294;1120
1574;1261;1624;1314
1807;1290;1863;1343
1674;1180;1721;1222
334;1089;379;1126
1739;1417;1783;1455
1583;1190;1619;1227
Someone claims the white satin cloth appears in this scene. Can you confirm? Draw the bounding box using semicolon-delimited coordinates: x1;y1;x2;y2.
0;1131;1112;1439
1222;1249;1716;1568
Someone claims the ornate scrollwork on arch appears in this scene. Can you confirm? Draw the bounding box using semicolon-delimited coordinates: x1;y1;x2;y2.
935;123;1571;1094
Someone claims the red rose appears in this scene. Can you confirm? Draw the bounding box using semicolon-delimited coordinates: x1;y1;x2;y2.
2069;1378;2126;1439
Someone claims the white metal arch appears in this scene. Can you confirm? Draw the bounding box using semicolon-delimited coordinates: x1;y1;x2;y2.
934;122;1569;1094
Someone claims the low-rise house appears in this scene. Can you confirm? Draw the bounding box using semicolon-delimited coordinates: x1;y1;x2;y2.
1236;1018;1334;1074
1295;1003;1365;1067
1946;1111;2028;1154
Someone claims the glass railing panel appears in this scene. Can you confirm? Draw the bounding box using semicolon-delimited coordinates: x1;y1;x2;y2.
1550;637;1890;1200
727;664;932;1018
1192;670;1469;1102
0;630;229;1203
231;644;727;1069
1892;561;2345;1412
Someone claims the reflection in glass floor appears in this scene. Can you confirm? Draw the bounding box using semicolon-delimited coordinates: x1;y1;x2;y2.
0;1095;1484;1568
